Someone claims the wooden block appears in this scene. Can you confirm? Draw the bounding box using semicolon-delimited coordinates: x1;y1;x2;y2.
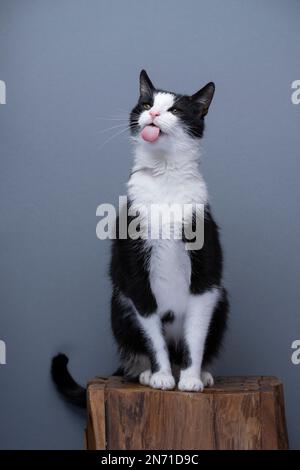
86;376;289;450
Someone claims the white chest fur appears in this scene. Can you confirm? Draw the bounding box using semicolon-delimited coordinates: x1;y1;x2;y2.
127;155;208;341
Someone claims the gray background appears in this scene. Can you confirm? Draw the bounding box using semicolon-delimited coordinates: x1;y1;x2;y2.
0;0;299;449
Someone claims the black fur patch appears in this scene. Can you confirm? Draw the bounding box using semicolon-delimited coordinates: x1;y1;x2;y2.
161;310;175;324
185;207;223;294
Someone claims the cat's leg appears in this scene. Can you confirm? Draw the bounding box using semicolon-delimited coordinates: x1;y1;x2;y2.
111;289;174;389
178;288;220;392
136;312;175;390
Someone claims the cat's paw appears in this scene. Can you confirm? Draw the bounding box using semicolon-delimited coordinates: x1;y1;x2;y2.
139;369;152;386
149;371;175;390
201;370;214;387
178;376;204;392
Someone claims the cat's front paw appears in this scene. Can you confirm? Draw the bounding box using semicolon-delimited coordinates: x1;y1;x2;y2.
178;375;204;392
139;369;152;386
201;370;214;387
150;371;175;390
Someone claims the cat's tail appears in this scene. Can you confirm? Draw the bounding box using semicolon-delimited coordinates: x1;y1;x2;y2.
51;353;124;409
51;353;87;408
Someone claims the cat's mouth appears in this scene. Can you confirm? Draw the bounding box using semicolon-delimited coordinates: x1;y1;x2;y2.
141;123;162;143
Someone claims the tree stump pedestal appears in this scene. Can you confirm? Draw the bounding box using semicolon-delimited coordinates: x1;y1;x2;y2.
86;376;288;450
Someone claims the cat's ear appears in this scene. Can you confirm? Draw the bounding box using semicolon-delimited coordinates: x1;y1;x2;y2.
139;70;155;96
191;82;215;116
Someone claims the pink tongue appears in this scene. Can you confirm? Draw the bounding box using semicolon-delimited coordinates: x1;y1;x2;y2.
141;125;160;142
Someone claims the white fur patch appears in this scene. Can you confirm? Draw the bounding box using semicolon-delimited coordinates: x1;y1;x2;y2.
150;239;190;340
127;159;208;347
201;370;214;387
138;92;176;134
139;369;152;385
178;288;220;391
127;116;209;348
153;92;175;111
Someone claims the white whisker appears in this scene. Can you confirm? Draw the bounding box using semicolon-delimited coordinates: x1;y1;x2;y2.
98;125;133;150
97;123;132;134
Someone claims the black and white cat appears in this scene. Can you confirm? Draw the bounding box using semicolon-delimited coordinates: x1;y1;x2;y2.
52;70;228;405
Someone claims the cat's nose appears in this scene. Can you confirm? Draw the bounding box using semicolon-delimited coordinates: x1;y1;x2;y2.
149;110;160;118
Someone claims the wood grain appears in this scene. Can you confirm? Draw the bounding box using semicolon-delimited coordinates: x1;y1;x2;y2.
86;376;289;450
87;383;106;450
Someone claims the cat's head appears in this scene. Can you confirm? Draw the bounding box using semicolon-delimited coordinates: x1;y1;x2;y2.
130;70;215;153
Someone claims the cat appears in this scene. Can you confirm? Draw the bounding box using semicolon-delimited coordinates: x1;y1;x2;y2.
51;70;229;406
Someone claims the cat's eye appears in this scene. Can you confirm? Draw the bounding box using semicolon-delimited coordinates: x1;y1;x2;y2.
143;103;151;110
170;107;179;114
